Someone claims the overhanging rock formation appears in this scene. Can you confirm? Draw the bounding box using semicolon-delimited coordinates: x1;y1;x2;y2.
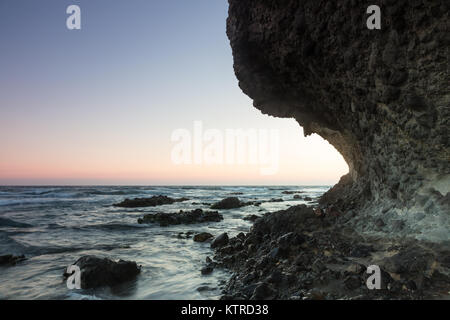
227;0;449;242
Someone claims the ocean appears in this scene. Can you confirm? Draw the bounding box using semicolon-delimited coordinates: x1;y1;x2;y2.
0;185;329;300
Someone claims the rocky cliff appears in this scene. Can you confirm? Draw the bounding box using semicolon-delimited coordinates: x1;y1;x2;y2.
227;0;449;241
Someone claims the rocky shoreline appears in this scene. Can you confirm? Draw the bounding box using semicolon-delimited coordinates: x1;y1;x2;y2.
110;195;450;299
3;192;446;299
209;204;450;300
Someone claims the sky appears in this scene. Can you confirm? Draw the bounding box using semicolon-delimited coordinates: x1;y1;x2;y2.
0;0;348;185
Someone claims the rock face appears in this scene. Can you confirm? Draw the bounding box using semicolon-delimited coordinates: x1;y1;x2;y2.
227;0;449;241
64;256;141;289
214;205;450;300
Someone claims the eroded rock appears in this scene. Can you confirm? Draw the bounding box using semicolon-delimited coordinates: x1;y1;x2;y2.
227;0;449;241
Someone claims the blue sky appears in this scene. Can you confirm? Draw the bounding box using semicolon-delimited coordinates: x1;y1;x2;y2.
0;0;348;185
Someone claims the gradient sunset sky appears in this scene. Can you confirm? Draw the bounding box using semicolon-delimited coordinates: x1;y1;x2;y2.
0;0;348;185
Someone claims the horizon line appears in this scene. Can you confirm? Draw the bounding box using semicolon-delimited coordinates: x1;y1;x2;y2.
0;184;334;187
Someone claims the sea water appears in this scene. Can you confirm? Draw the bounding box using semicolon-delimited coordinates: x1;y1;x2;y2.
0;185;329;300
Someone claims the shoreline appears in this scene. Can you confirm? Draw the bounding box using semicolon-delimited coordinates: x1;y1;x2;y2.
211;204;450;300
1;186;449;300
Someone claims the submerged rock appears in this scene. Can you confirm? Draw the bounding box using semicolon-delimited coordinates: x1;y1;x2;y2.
113;195;189;208
282;191;303;195
64;256;141;289
137;209;223;226
0;254;26;266
197;285;214;292
243;214;260;222
193;232;214;242
267;198;284;203
201;265;214;275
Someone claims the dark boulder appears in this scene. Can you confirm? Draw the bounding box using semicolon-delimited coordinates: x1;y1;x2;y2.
193;232;214;242
267;198;283;203
211;233;229;248
243;214;260;222
64;256;141;289
282;191;303;195
201;265;214;275
211;197;249;209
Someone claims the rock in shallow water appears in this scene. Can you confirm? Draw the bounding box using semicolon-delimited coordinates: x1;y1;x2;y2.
194;232;214;242
211;197;251;209
201;265;214;275
137;209;223;226
243;214;260;222
64;256;141;289
113;195;189;208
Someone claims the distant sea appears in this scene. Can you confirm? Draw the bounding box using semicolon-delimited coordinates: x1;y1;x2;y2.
0;185;329;300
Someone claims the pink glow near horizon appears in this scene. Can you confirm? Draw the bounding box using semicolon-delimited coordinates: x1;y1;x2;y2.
0;117;348;185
